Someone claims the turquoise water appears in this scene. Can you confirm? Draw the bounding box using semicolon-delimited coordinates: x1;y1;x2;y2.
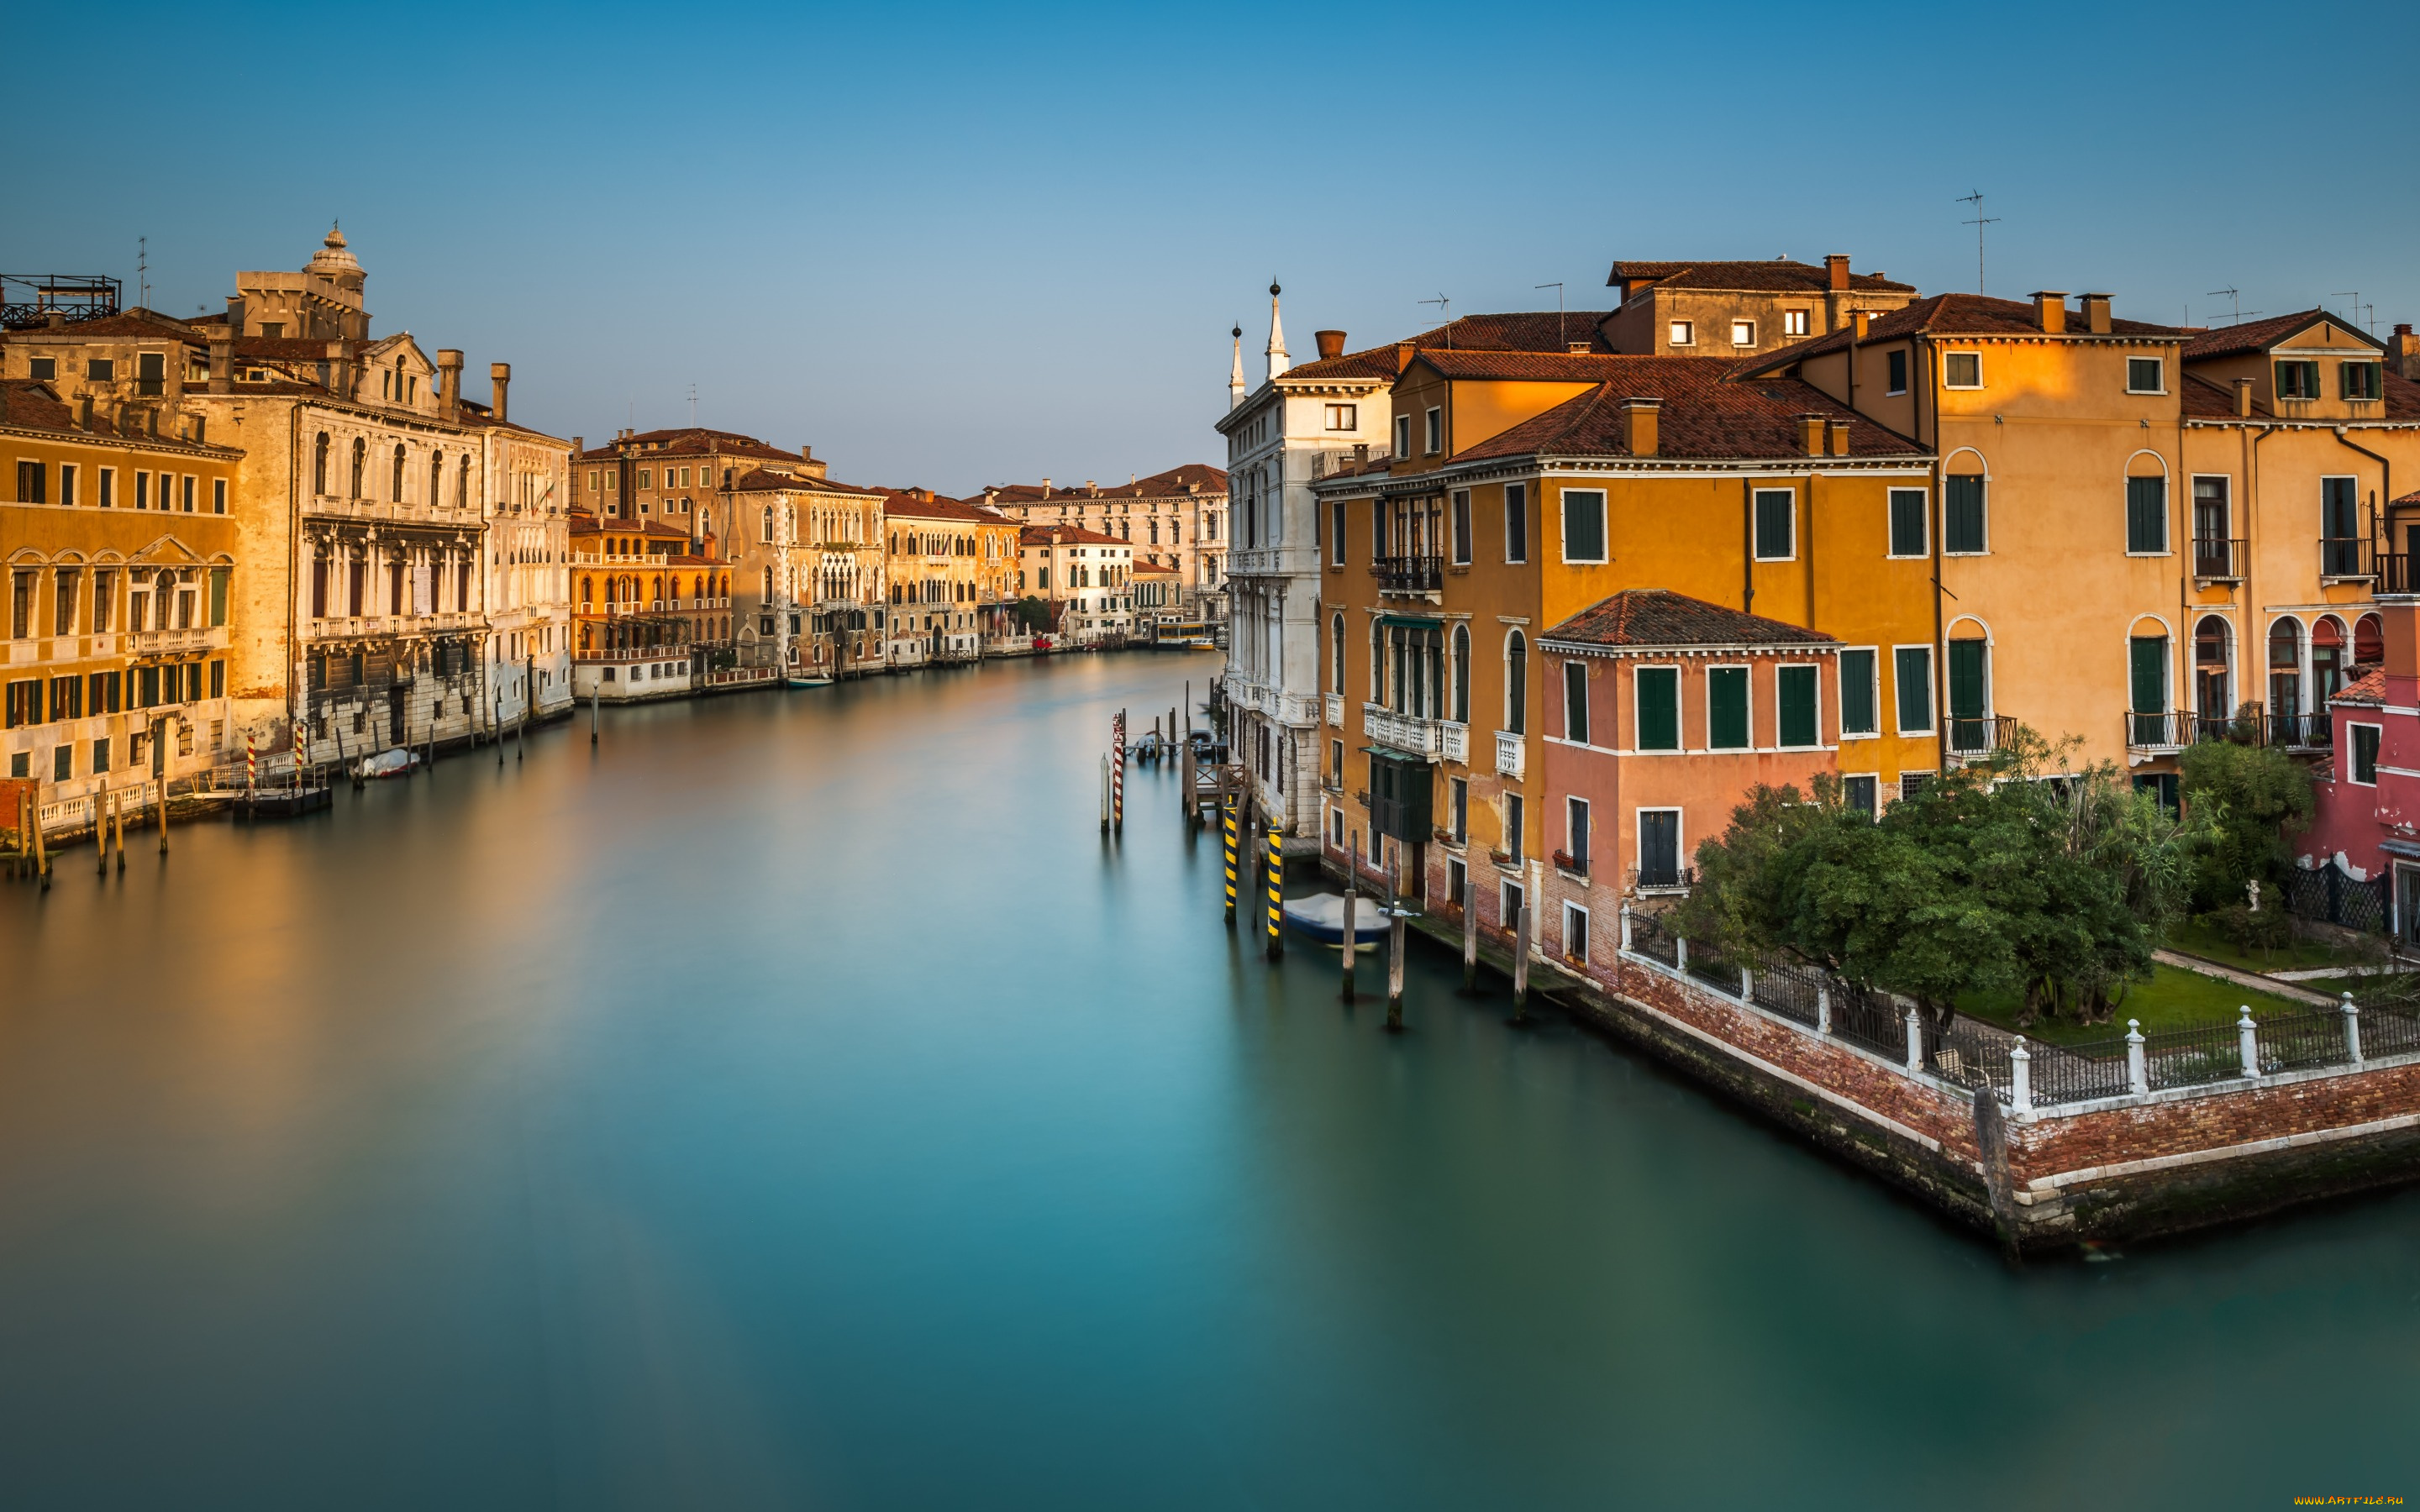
1;652;2414;1509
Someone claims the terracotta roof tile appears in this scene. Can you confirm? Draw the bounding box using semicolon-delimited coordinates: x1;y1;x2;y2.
1607;259;1916;295
2333;667;2387;706
1272;312;1622;385
1747;292;2184;374
1451;361;1924;465
982;463;1228;503
2181;308;2383;361
1541;589;1840;651
0;379;234;453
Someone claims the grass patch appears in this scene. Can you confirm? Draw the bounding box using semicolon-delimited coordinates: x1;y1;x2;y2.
2161;917;2380;976
1959;963;2308;1047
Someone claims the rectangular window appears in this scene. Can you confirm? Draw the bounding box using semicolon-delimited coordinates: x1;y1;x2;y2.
1886;349;1908;395
17;460;45;504
59;465;76;507
1325;402;1356;430
1501;879;1525;927
1566;796;1590;874
2275;360;2321;401
1504;483;1528;563
2127;358;2165;394
134;471;148;510
1844;774;1877;816
2126;475;2168;554
3;680;34;727
1753;489;1794;560
136;352;164;396
208;568;229;627
8;569;29;638
1707;666;1749;749
1636;665;1679;750
54;744;71;780
1638;809;1680;885
2129;635;2167;715
1451;490;1472;565
1668;321;1695;347
1450;776;1468;843
98;468;114;507
1895;646;1934;732
2342;362;2382;402
2352;722;2381;785
1505;793;1524;864
213;479;227;514
1446;855;1466;908
1886;488;1928;557
1730;319;1756;347
638;467;653;488
28;357;55;381
1944;475;1986;553
210;659;225;698
1944;352;1982;389
92;736;110;774
182;475;195;512
1839;648;1877;736
2322;476;2360;575
1560;489;1607;564
1777;664;1818;748
1393;415;1410;459
86;358;114;381
1329;500;1345;565
1563;901;1590;962
1563;659;1588;744
1423;407;1442;455
1784;309;1810;337
52;570;76;634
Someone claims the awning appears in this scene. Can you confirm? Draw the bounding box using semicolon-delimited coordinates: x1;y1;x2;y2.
1377;613;1444;630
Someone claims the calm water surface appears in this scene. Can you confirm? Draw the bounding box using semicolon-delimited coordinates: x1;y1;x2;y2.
2;653;2414;1509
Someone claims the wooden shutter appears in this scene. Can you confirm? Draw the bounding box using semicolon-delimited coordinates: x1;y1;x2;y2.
1707;667;1749;748
1839;649;1876;734
1778;665;1818;747
1894;647;1932;732
1564;659;1588;744
1636;666;1678;750
2129;637;2166;711
1945;476;1986;552
1947;640;1986;720
2127;476;2166;553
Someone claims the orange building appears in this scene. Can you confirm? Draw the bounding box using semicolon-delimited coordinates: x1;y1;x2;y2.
568;512;730;698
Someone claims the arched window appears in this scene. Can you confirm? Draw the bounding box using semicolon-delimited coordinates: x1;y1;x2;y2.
762;566;774;601
313;433;330;494
458;455;471;508
429;452;443;509
2313;614;2347;706
1370;618;1383;702
2194;614;2233;731
350;438;366;496
761;506;774;542
392;444;407;502
1330;612;1345;692
1944;453;1988;554
1505;630;1528;734
1452;622;1470;723
581;575;593;605
2268;617;2303;725
2356;611;2385;666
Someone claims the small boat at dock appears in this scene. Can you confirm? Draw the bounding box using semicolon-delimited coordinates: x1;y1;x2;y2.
1281;892;1391;946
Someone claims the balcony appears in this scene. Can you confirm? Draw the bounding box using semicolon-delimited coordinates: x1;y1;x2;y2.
1944;713;2018;760
1323;692;1343;727
1552;849;1589;879
2191;536;2247;584
1441;720;1468;764
2321;537;2375;583
2381;553;2418;597
126;627;228;655
1495;729;1524;779
1628;864;1696;895
1376;554;1443;596
1363;702;1443;759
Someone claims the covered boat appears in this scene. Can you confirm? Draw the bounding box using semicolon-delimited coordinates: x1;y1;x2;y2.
1281;891;1390;946
351;748;419;780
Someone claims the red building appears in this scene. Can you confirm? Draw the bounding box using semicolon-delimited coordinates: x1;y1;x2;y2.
2300;585;2420;945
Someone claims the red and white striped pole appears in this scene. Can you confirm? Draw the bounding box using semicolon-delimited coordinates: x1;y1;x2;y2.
1112;711;1125;833
245;733;256;795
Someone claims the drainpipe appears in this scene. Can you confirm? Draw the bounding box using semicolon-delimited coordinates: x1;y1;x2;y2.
1742;477;1754;615
2333;425;2393;564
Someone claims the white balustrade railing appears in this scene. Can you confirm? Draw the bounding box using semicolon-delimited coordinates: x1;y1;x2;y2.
1496;730;1524;778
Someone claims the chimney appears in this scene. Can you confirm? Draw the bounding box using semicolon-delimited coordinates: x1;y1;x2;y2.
1395;342;1417;374
1622;397;1661;458
436;349;463;419
1042;478;1052;496
1314;329;1346;360
1354;442;1369;464
225;295;246;333
2031;291;2068;334
2391;323;2420;381
488;361;510;423
800;444;813;461
1827;417;1853;457
1797;413;1826;457
573;435;584;459
2081;293;2112;334
208;333;234;394
1850;310;1870;341
2233;377;2254;418
1825;255;1850;292
77;394;92;431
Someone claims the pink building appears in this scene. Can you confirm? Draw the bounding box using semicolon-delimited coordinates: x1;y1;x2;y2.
2300;588;2420;944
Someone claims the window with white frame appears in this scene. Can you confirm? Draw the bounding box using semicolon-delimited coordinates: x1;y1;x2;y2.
1776;664;1820;748
1565;795;1590;874
1561;489;1607;564
1423;407;1442;455
1887;488;1928;558
1843;774;1877;816
1784;309;1810;337
1944;352;1982;389
2351;722;2381;785
1886;349;1909;396
2127;358;2165;394
1393;415;1411;459
1637;809;1681;885
1894;645;1934;732
1504;482;1528;564
1753;489;1794;560
1563;900;1589;962
1563;659;1588;743
1668;320;1695;347
1838;648;1878;737
1326;402;1357;430
1730;319;1757;347
1451;490;1472;565
1501;878;1525;927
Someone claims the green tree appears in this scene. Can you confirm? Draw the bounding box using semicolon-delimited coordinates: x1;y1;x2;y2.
2177;738;2312;912
1012;596;1055;633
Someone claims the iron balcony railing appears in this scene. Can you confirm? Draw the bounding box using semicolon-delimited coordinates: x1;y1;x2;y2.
1944;712;2017;758
2126;707;2334;752
1375;554;1442;594
2380;552;2418;596
2191;536;2247;580
1628;864;1694;894
2321;537;2374;580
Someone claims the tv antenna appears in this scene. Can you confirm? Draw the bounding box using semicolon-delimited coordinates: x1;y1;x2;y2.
688;383;698;426
2329;292;2375;332
1535;282;1565;348
1955;192;1997;295
1418;293;1452;346
136;235;149;310
2205;288;2259;326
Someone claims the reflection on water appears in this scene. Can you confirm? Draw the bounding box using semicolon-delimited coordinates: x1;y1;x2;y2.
2;652;2414;1509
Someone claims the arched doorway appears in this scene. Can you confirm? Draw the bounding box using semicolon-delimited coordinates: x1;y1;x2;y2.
2193;615;2232;736
2312;615;2347;707
2268;617;2303;741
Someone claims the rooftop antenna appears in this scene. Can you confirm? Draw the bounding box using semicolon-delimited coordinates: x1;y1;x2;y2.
688;383;698;427
2328;292;2376;333
2205;288;2258;326
1535;282;1565;348
1955;192;1997;296
136;235;148;310
1418;293;1452;347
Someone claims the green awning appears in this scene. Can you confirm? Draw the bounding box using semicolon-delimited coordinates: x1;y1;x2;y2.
1377;613;1444;630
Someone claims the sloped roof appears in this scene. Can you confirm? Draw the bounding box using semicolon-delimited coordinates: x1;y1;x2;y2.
1746;292;2183;374
729;467;885;496
578;427;804;463
1272;311;1621;384
2181;308;2384;361
1607;259;1915;295
983;463;1228;504
2333;667;2386;706
0;379;237;454
882;491;991;522
1453;361;1924;464
1541;589;1839;651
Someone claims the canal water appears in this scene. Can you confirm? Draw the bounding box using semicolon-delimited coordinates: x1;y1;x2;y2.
1;652;2413;1509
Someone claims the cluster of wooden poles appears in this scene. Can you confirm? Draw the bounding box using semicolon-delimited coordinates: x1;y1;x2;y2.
7;784;165;892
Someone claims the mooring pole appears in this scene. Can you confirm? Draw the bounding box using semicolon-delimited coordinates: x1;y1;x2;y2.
153;721;168;857
1265;820;1284;961
1385;853;1407;1033
31;790;49;890
1512;905;1533;1019
591;684;599;745
99;790;113;875
1222;794;1239;926
1112;711;1124;833
114;784;126;872
1462;875;1481;993
1340;889;1358;1001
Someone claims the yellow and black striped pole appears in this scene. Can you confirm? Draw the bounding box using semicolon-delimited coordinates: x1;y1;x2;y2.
1265;820;1284;959
1222;795;1239;927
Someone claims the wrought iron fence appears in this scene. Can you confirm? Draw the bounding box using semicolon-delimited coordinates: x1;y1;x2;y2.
2321;537;2374;580
2139;1020;2244;1091
2191;536;2247;580
2281;866;2390;934
1930;1014;2021;1097
1830;985;1907;1061
1374;555;1443;594
1628;911;1680;968
2023;1036;2133;1107
1749;958;1824;1029
1946;713;2018;759
2358;1003;2420;1059
1686;942;1740;994
2256;1008;2352;1074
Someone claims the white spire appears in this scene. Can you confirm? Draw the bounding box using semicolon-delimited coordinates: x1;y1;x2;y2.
1265;281;1290;380
1228;324;1246;411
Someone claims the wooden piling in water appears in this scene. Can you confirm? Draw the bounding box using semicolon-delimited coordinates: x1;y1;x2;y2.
1461;875;1481;993
98;790;112;875
1512;905;1532;1018
1340;890;1357;1001
114;786;126;871
30;790;48;890
1385;854;1406;1033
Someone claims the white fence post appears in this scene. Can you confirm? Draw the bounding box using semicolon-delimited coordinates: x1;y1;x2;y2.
1619;907;1633;953
1816;986;1832;1035
2238;1007;2261;1079
1739;965;1754;1001
1903;1006;1923;1071
2343;990;2365;1065
1675;935;1689;972
2126;1019;2148;1096
2010;1042;2033;1117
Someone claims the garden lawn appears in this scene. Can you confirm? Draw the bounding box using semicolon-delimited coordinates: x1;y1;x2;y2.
1959;963;2309;1048
2162;917;2380;976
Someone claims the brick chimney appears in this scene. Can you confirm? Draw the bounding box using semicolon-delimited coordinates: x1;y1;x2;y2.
2233;377;2254;417
2081;293;2112;334
1797;413;1826;457
1825;255;1849;291
2391;323;2420;382
1315;329;1346;360
208;332;234;394
1395;342;1417;374
1850;310;1870;341
1827;417;1852;457
1622;397;1660;457
436;349;463;419
2032;291;2068;334
488;361;510;423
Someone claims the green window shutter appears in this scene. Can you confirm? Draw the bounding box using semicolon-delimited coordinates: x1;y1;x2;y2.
1707;666;1749;748
208;568;229;626
1945;476;1986;553
1754;490;1793;559
1778;665;1818;747
2126;476;2166;553
1563;659;1589;744
1839;648;1876;734
1562;491;1606;562
1947;640;1986;720
1635;666;1679;750
1888;491;1926;556
1895;647;1933;732
2129;637;2166;711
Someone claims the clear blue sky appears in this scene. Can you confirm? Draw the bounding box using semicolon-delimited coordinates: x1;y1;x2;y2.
13;1;2416;494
